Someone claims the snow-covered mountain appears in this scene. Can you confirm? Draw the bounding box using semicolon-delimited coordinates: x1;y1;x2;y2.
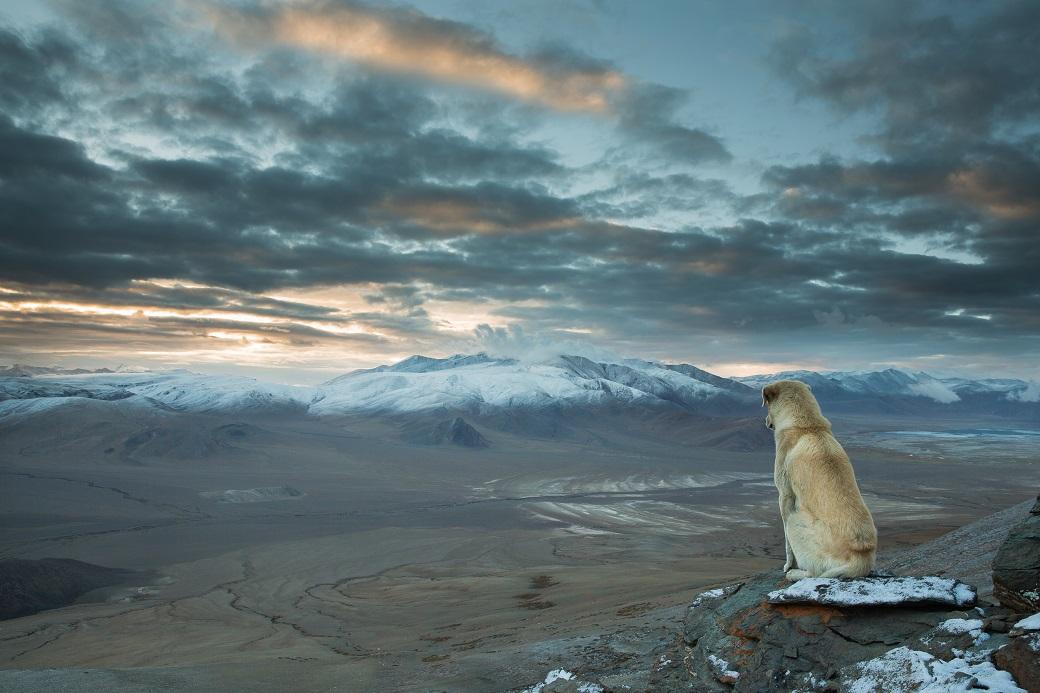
737;369;962;403
736;368;1035;405
0;370;309;417
312;354;754;415
0;355;1036;422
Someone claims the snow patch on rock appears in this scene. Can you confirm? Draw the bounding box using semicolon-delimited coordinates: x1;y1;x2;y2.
842;646;1024;693
707;653;740;683
1014;612;1040;630
768;576;976;607
689;588;725;608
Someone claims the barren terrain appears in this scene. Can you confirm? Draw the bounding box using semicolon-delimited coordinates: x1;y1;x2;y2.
1;407;1037;691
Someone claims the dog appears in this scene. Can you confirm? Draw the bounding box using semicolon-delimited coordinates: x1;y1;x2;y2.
763;380;877;580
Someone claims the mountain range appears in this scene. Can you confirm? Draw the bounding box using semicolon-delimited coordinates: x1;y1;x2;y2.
1;355;1037;424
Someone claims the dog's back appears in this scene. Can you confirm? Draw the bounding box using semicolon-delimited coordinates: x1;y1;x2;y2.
786;428;877;558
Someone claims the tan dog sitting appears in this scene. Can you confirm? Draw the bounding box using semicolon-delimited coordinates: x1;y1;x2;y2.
763;380;877;580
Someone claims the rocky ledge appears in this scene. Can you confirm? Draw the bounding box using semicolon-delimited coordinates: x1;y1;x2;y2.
993;494;1040;613
646;570;1038;691
514;495;1040;692
645;495;1040;692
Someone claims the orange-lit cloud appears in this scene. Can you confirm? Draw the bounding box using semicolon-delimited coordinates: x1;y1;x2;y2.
207;2;625;112
377;196;579;233
707;361;823;378
0;283;536;376
947;168;1040;219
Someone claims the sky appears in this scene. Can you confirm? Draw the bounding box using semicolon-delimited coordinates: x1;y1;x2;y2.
0;0;1038;384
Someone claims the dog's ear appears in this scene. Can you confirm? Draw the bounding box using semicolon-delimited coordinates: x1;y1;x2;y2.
762;383;779;407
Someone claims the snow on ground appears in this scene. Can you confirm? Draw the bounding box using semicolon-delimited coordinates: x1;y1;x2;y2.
768;576;976;607
199;487;305;503
1014;612;1040;630
923;619;989;651
528;499;769;537
842;646;1024;693
512;472;769;496
519;668;604;693
933;618;985;638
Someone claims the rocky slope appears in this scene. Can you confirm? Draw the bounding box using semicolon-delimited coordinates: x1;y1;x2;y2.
514;497;1040;692
0;559;149;621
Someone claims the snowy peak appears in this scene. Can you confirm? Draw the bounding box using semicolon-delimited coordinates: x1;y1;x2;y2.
0;370;312;415
324;353;503;384
313;353;753;415
0;364;116;378
663;363;756;396
737;368;1034;405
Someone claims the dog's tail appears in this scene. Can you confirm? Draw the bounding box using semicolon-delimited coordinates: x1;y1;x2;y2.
846;533;876;553
817;552;875;579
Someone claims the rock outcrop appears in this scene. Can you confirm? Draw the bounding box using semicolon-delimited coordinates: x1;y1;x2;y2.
642;569;1040;692
648;571;994;691
0;558;144;620
992;613;1040;693
432;417;491;448
403;417;491;448
993;494;1040;613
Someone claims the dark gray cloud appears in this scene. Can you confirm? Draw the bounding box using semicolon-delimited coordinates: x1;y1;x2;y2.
772;1;1040;150
0;0;1037;375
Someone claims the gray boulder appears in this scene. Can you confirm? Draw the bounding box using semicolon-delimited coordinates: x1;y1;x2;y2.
992;494;1040;612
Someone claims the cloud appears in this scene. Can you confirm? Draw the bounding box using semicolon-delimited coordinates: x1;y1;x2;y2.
763;148;1040;230
0;27;76;116
613;83;731;164
471;323;620;364
377;182;580;234
907;379;960;404
578;171;737;223
1007;381;1040;403
0;0;1037;378
205;1;729;165
771;2;1040;149
207;0;625;112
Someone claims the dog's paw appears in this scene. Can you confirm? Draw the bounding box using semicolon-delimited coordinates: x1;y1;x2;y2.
784;568;809;581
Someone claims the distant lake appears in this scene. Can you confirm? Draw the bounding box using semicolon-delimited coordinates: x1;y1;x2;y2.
887;428;1040;438
849;427;1040;462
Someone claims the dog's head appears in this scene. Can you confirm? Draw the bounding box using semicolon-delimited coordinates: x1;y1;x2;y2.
762;380;820;431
